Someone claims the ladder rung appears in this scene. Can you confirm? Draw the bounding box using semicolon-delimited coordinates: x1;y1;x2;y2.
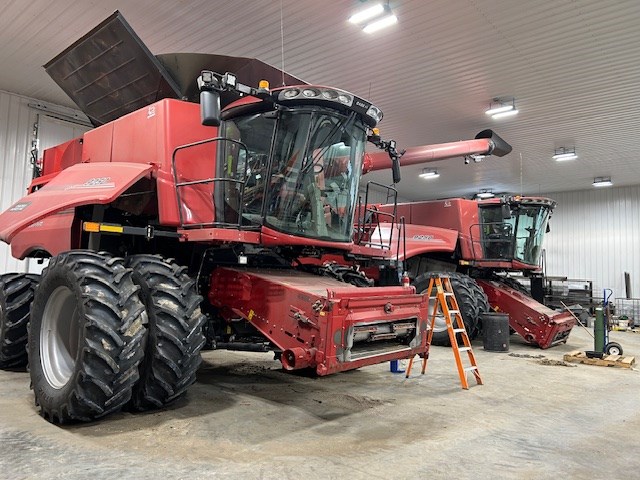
464;366;478;371
453;328;466;333
458;346;471;352
444;292;455;296
448;310;459;315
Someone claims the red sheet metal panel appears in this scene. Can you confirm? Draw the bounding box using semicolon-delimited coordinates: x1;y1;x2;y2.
477;279;575;349
209;267;429;375
0;162;153;242
10;210;77;259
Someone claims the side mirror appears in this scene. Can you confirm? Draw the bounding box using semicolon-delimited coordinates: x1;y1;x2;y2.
391;155;401;184
390;140;401;183
501;203;512;220
200;91;221;126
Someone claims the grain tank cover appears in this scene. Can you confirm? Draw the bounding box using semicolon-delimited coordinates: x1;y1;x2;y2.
44;11;181;126
44;11;306;126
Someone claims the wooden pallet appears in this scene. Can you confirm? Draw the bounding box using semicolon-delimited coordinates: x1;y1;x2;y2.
563;350;635;369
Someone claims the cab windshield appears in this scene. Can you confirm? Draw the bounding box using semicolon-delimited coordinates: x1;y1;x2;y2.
507;205;551;265
219;107;366;242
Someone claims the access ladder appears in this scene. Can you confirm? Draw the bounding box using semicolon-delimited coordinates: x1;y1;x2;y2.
406;274;483;389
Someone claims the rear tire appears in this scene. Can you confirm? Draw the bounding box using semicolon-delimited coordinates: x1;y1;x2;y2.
466;276;490;339
414;272;482;346
0;273;39;369
126;255;206;411
29;251;147;423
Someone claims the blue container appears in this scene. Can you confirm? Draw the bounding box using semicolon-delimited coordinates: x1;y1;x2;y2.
389;359;406;373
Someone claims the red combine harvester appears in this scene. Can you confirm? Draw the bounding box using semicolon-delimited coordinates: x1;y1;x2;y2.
0;12;512;423
369;196;576;348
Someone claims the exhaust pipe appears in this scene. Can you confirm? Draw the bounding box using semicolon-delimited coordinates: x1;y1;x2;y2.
475;129;512;157
281;348;317;370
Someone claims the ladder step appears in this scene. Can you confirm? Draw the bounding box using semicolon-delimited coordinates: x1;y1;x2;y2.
448;310;459;315
458;346;471;352
464;366;478;371
453;328;466;333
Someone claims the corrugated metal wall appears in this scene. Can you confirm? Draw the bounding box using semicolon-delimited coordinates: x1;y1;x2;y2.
360;182;410;205
0;90;88;274
0;90;36;273
543;185;640;300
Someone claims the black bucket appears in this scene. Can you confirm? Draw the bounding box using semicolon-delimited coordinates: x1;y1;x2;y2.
481;312;510;352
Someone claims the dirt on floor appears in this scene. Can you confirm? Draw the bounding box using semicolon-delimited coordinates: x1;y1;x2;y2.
1;326;639;479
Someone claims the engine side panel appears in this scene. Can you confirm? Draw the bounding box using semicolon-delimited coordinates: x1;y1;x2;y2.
11;210;77;259
0;162;153;242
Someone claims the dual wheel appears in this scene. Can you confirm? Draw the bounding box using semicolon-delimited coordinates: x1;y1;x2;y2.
0;273;39;368
17;251;205;423
413;272;490;346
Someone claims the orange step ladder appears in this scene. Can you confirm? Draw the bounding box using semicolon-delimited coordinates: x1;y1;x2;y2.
406;274;483;389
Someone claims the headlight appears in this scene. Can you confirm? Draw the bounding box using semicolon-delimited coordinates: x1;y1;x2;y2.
322;89;338;100
366;105;383;123
337;94;353;106
283;88;300;98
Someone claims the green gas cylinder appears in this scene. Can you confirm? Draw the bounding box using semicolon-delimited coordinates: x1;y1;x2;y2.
594;307;605;352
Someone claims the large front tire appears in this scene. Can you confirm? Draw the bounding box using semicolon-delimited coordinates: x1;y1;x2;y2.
0;273;39;369
126;255;206;411
29;251;147;423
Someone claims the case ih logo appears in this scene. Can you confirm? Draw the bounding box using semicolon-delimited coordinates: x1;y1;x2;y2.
412;234;434;241
9;201;31;212
65;177;115;190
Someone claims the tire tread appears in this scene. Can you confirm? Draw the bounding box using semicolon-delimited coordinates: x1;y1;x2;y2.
126;254;206;411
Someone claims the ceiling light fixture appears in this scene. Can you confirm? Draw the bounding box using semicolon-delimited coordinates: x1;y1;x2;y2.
349;2;397;33
485;98;518;119
593;176;613;187
348;3;384;24
419;168;439;179
552;147;578;161
475;189;494;199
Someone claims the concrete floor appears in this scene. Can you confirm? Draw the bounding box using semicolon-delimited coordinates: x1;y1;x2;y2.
1;326;639;480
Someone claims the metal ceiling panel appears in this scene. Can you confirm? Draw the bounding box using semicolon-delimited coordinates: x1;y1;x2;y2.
1;0;640;198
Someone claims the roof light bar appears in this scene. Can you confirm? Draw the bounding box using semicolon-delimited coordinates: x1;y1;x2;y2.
275;86;382;127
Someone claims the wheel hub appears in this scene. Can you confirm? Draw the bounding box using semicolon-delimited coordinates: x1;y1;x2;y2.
40;286;81;389
428;297;447;333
